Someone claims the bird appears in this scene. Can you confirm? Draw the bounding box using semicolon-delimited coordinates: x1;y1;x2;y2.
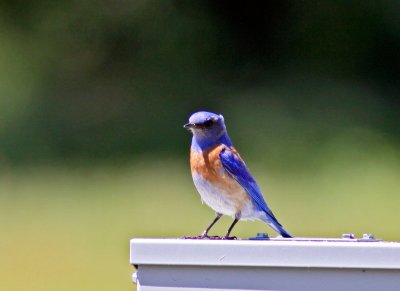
184;111;292;239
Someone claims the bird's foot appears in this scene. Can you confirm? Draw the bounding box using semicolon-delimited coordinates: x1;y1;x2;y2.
182;235;222;240
222;236;237;240
182;235;199;239
202;235;223;240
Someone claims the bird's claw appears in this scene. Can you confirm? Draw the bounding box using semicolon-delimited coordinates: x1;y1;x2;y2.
182;235;223;240
182;235;237;240
202;235;223;240
222;236;237;240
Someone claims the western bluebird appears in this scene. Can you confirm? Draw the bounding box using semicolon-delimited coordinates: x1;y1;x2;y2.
184;111;292;239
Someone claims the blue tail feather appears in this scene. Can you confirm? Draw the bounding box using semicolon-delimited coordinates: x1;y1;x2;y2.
262;216;293;238
276;225;292;238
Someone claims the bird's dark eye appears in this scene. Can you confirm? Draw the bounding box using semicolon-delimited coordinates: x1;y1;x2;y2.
203;119;214;127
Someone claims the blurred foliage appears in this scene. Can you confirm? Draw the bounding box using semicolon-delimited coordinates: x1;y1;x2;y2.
0;0;399;163
0;1;400;290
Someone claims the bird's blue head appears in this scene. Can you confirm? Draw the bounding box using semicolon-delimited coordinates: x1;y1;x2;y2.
184;111;232;150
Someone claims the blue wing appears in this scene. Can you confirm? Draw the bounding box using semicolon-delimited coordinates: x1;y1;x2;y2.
219;147;292;237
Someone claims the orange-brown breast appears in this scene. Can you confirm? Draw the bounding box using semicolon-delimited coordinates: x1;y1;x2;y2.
190;145;250;212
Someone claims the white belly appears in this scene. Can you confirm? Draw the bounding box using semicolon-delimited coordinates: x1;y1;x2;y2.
192;172;260;219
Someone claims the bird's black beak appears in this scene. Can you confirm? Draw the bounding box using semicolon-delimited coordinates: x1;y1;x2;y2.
183;123;195;130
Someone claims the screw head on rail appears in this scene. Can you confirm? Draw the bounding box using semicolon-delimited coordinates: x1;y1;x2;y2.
132;272;137;284
342;233;355;239
257;232;269;239
362;233;375;240
249;232;270;240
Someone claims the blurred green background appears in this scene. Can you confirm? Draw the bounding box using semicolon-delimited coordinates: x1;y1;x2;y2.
1;1;399;290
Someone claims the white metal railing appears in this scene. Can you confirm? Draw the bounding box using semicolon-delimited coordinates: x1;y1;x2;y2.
130;236;400;291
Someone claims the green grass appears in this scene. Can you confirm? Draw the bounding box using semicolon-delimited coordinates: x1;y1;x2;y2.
0;150;399;290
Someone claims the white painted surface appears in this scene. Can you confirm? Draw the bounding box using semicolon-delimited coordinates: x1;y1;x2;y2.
130;238;400;291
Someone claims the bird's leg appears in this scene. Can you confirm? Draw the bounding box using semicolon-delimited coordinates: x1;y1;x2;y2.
183;213;222;239
199;213;223;239
223;213;240;240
